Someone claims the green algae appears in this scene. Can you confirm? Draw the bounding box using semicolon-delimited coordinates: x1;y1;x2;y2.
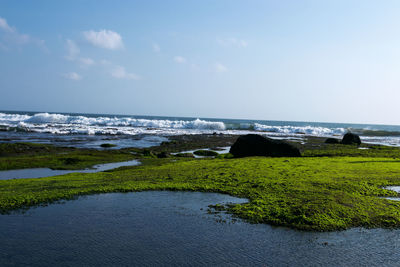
2;155;400;231
0;143;135;170
302;143;400;158
3;139;400;231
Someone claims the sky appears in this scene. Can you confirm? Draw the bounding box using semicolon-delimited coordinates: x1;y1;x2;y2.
1;0;400;124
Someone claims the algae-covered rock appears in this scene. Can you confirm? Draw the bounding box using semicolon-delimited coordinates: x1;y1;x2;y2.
156;151;170;158
341;133;361;145
175;153;195;158
325;138;340;144
229;134;301;158
142;149;156;157
193;150;219;157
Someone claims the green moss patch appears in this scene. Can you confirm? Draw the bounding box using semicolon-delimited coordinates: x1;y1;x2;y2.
0;143;135;170
2;156;400;231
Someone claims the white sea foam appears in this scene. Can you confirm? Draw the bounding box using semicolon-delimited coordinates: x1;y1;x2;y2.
0;113;228;135
253;123;346;136
15;113;226;130
1;112;397;146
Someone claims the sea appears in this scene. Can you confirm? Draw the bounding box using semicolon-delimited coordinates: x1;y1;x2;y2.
1;110;400;148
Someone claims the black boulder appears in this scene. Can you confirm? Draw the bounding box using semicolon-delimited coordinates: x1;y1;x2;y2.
341;133;361;145
325;138;340;144
229;134;301;158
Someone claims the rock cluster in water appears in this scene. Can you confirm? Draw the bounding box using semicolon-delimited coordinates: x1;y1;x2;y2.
324;133;361;146
229;134;301;158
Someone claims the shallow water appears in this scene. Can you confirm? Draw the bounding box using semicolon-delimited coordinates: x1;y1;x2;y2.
383;186;400;201
0;131;168;149
0;160;140;180
1;191;400;266
386;186;400;193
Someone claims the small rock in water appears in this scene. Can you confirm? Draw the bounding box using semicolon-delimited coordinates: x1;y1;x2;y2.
157;151;171;158
100;143;116;148
175;153;195;158
325;138;340;144
341;132;361;145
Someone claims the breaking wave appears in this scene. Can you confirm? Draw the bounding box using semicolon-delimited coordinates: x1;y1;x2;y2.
253;123;346;136
1;112;400;139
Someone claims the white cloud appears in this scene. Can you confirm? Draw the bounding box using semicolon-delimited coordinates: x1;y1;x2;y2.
0;17;14;33
0;16;46;50
174;56;186;64
79;57;95;66
63;72;82;81
65;39;94;67
152;43;160;53
111;66;140;80
215;62;228;73
65;39;80;60
83;30;123;50
10;33;30;45
217;38;248;48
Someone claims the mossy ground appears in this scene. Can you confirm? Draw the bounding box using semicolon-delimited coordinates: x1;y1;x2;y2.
2;138;400;231
0;143;135;170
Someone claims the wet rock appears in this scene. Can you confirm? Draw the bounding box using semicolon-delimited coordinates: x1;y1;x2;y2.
157;151;171;158
229;134;301;158
193;150;219;157
341;133;361;145
161;140;177;146
62;157;81;165
174;153;195;158
325;138;340;144
100;143;116;148
142;149;156;157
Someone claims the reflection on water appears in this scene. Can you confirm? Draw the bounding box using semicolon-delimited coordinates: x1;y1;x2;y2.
0;160;140;180
1;191;399;266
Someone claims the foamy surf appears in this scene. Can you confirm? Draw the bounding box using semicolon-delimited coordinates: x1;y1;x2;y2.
1;111;400;147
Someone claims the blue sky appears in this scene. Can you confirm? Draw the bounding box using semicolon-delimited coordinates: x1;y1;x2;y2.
1;0;400;124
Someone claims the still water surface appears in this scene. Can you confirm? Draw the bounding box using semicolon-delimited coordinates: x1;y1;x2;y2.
1;191;400;266
0;160;140;180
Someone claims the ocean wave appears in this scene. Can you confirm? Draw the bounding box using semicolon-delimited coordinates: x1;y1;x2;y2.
1;112;400;139
1;113;226;131
253;123;346;136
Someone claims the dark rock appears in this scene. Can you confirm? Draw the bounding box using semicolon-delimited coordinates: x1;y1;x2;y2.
161;140;177;146
193;150;219;157
62;157;81;165
100;143;116;148
325;138;340;144
229;134;301;158
175;153;195;158
157;151;170;158
142;149;155;157
341;133;361;145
